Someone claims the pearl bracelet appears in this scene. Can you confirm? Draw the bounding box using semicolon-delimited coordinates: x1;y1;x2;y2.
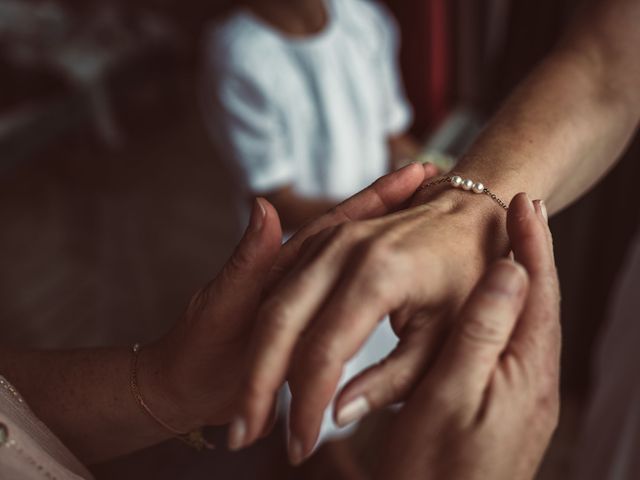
418;175;509;211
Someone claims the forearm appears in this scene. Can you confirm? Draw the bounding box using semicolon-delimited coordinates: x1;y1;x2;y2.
454;0;640;214
0;347;175;464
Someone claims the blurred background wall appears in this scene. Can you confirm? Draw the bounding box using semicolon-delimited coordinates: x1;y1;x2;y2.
1;0;638;478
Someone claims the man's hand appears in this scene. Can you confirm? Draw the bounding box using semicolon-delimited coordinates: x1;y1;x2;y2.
378;193;560;480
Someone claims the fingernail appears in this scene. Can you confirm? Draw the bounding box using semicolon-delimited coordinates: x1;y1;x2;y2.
336;396;370;427
485;261;526;297
288;435;305;466
400;161;419;171
250;198;266;232
523;193;534;213
228;416;247;451
535;200;549;223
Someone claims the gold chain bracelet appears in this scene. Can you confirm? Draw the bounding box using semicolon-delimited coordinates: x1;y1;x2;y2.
130;344;214;451
417;175;509;211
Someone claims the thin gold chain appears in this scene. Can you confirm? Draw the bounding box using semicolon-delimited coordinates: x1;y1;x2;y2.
130;344;214;451
418;176;509;211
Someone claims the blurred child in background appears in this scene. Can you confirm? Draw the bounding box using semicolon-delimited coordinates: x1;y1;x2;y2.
201;0;420;232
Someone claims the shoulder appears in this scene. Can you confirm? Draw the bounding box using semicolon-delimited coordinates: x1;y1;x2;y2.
202;11;285;82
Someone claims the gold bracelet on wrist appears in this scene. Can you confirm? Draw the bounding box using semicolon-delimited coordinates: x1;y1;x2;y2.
130;343;215;451
417;175;509;211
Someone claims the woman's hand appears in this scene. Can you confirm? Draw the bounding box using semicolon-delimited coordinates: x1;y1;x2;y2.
137;163;436;433
233;175;511;462
378;193;560;480
139;198;283;432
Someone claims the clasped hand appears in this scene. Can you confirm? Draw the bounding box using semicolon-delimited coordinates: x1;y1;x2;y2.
142;163;560;480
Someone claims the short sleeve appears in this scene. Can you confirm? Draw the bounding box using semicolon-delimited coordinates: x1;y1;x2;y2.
372;3;414;135
201;38;295;194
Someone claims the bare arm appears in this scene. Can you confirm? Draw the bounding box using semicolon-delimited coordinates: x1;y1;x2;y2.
452;0;640;214
0;166;430;466
0;348;172;464
0;198;286;464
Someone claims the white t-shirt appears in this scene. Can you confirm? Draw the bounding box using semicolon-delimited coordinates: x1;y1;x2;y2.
200;0;413;200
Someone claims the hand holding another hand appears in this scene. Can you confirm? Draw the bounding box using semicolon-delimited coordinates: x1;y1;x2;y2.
137;163;437;435
234;168;511;462
379;193;561;480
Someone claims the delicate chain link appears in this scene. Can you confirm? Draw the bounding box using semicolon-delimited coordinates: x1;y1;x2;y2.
130;344;214;451
417;176;509;211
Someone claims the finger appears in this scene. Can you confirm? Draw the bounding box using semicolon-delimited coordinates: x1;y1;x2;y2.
260;393;279;439
232;223;369;451
422;162;439;179
333;312;446;427
268;162;427;286
211;197;282;320
286;231;432;460
507;194;556;278
428;260;529;411
285;261;410;462
507;194;561;370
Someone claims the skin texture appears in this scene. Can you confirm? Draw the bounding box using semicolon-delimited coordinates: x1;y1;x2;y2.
378;194;561;480
0;163;435;464
233;0;640;464
0;197;283;464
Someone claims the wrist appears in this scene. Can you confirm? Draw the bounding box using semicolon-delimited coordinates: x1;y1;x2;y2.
414;175;507;219
412;181;511;262
136;342;203;434
454;152;551;205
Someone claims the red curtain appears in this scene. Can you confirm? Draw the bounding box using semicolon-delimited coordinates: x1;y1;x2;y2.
385;0;452;136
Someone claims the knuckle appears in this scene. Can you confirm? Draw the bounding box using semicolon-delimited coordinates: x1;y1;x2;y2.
331;222;364;244
301;337;339;370
260;297;293;331
299;234;321;256
227;244;256;273
361;238;396;265
359;272;388;300
354;240;402;290
460;308;510;346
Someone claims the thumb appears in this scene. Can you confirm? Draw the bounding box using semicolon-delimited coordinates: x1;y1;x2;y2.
426;260;529;410
214;198;282;313
268;162;427;287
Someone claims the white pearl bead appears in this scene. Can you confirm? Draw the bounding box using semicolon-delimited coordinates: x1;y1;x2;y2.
472;182;485;194
462;179;474;191
451;176;463;188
